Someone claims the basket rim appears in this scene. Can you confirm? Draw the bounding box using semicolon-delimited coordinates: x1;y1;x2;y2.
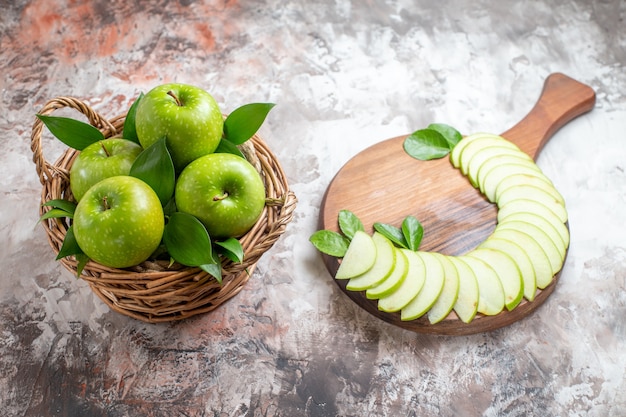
31;95;297;323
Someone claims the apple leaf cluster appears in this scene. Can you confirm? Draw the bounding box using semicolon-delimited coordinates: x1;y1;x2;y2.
310;129;570;325
37;84;275;284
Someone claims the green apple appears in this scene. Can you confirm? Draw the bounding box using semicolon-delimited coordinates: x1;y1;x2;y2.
497;184;568;223
450;132;500;168
460;138;521;175
427;253;460;324
175;153;266;239
475;154;541;190
498;199;569;247
377;249;426;313
400;251;445;320
365;247;408;299
346;232;396;290
460;255;505;316
467;247;523;311
479;237;537;301
70;138;143;201
480;162;550;202
73;176;165;268
135;83;223;172
494;173;564;205
448;257;479;323
465;145;529;181
335;230;377;279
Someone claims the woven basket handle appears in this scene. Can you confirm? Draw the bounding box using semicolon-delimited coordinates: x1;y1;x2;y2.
31;97;119;186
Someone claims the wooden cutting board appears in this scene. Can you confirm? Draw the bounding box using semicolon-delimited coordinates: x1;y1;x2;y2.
318;73;596;335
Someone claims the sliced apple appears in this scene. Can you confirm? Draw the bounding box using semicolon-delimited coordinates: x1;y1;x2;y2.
497;199;569;247
466;247;523;310
495;220;563;276
448;256;479;323
465;145;530;181
480;163;550;202
459;137;521;175
366;247;408;299
501;212;568;258
479;237;537;301
497;184;568;223
450;132;501;168
377;249;426;312
335;230;377;279
475;154;540;190
346;232;396;291
459;255;505;316
427;253;460;324
494;173;564;205
400;252;445;321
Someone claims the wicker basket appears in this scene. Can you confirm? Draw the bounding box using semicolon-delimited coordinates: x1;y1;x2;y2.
30;96;297;323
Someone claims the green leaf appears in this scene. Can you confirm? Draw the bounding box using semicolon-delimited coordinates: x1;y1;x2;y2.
215;238;244;263
163;212;214;267
401;216;424;251
214;138;245;158
223;103;275;145
39;208;73;222
309;230;350;257
75;253;90;277
56;225;85;260
403;129;451;160
373;222;408;249
129;137;175;206
427;123;462;148
36;114;105;151
43;199;77;215
200;263;222;284
122;92;144;144
338;209;364;240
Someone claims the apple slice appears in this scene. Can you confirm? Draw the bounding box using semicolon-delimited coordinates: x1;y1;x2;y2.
494;173;564;205
501;212;568;258
366;248;408;299
495;220;563;276
335;230;377;279
377;249;426;312
459;138;521;174
497;199;569;248
460;256;505;316
346;232;396;291
475;154;541;190
427;253;460;324
465;145;530;181
490;228;555;289
480;163;553;203
479;237;537;301
466;247;523;310
400;252;445;321
448;257;479;323
450;132;501;168
497;184;568;223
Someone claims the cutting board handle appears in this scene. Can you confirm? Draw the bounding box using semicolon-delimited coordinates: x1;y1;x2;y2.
502;73;596;159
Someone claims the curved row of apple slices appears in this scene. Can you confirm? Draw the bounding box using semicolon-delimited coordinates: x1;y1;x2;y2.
334;133;569;324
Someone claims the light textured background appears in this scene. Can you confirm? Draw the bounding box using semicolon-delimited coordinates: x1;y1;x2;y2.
1;0;625;416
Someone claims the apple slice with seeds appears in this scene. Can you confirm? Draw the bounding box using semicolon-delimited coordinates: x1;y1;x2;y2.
448;256;479;323
400;252;445;321
335;230;377;279
479;237;537;301
366;247;408;299
377;249;426;312
466;247;524;311
346;232;396;291
427;253;460;324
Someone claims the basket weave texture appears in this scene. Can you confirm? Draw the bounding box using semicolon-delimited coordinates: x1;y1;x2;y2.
31;97;297;323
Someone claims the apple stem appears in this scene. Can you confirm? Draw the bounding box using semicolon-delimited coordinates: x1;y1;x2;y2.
102;196;111;211
167;90;183;106
100;141;111;157
213;192;229;201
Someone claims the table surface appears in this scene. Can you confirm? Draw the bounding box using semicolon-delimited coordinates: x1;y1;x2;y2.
1;1;625;416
